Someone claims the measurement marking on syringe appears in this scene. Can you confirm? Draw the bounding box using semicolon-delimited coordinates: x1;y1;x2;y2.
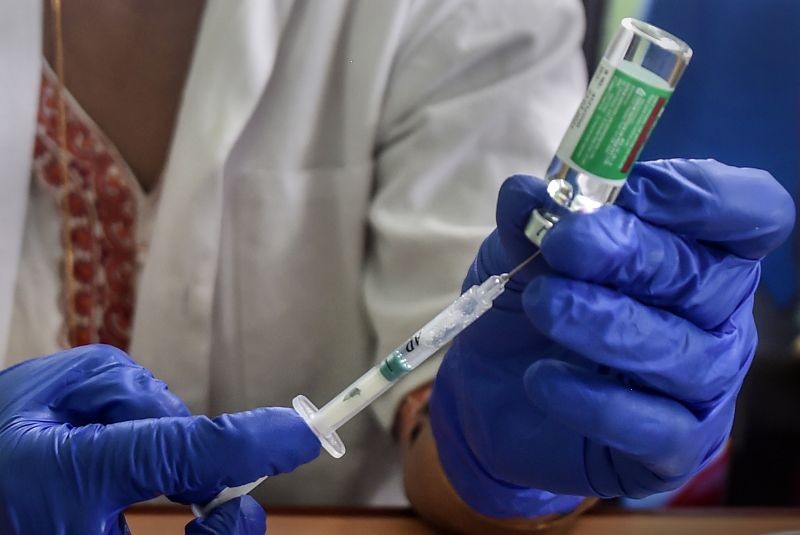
405;334;421;353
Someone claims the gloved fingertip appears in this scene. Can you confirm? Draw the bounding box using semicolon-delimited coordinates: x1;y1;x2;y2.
620;159;796;258
287;411;323;464
496;174;548;233
498;173;548;205
186;496;266;535
258;407;322;466
495;176;549;268
238;496;268;534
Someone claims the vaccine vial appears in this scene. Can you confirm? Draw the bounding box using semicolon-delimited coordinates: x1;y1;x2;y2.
526;18;692;245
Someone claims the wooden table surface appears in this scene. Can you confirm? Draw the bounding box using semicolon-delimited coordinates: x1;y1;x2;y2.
126;507;800;534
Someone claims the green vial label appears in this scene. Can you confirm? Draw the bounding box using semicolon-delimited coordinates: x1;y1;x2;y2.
561;60;673;181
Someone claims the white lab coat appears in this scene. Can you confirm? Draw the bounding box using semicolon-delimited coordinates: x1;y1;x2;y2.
0;0;585;505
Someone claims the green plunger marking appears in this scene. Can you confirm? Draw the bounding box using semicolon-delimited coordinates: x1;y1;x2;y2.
379;351;412;381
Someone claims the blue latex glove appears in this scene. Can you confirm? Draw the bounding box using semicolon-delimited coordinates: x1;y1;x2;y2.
430;159;795;518
185;497;265;535
0;344;320;534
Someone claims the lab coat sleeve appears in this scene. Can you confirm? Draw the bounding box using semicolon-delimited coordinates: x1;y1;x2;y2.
366;0;587;428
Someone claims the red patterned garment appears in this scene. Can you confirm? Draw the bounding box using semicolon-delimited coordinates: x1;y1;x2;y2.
32;69;140;351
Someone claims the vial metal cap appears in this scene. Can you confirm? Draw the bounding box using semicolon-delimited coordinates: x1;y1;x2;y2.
525;209;555;246
525;179;574;246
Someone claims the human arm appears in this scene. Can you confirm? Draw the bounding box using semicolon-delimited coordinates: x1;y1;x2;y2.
392;384;595;534
403;418;597;534
0;344;320;534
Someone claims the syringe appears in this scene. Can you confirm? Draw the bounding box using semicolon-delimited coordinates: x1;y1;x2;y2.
195;17;693;517
192;254;537;517
293;252;537;459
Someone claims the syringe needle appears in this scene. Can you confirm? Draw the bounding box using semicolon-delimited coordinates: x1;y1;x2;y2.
507;251;540;280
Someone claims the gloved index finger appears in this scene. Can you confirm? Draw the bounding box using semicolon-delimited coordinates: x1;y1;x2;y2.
493;174;552;282
523;275;757;406
70;407;320;509
539;202;761;330
618;159;795;259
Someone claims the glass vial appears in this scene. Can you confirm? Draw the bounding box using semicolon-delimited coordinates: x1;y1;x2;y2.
525;18;692;245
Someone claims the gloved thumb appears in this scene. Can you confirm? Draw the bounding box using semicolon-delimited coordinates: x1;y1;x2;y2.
496;174;548;257
472;174;549;286
184;496;266;535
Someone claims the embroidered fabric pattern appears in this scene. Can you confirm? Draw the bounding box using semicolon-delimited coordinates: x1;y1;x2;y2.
33;71;138;350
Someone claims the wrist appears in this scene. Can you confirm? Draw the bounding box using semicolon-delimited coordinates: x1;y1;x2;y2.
406;416;597;535
393;382;433;445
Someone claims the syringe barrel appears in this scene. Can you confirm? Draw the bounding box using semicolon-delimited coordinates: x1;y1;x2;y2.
384;276;506;373
310;366;394;435
526;18;692;244
308;276;507;436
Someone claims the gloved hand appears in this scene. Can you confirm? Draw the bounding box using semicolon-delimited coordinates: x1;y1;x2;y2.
0;344;320;534
430;159;795;518
185;496;265;535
